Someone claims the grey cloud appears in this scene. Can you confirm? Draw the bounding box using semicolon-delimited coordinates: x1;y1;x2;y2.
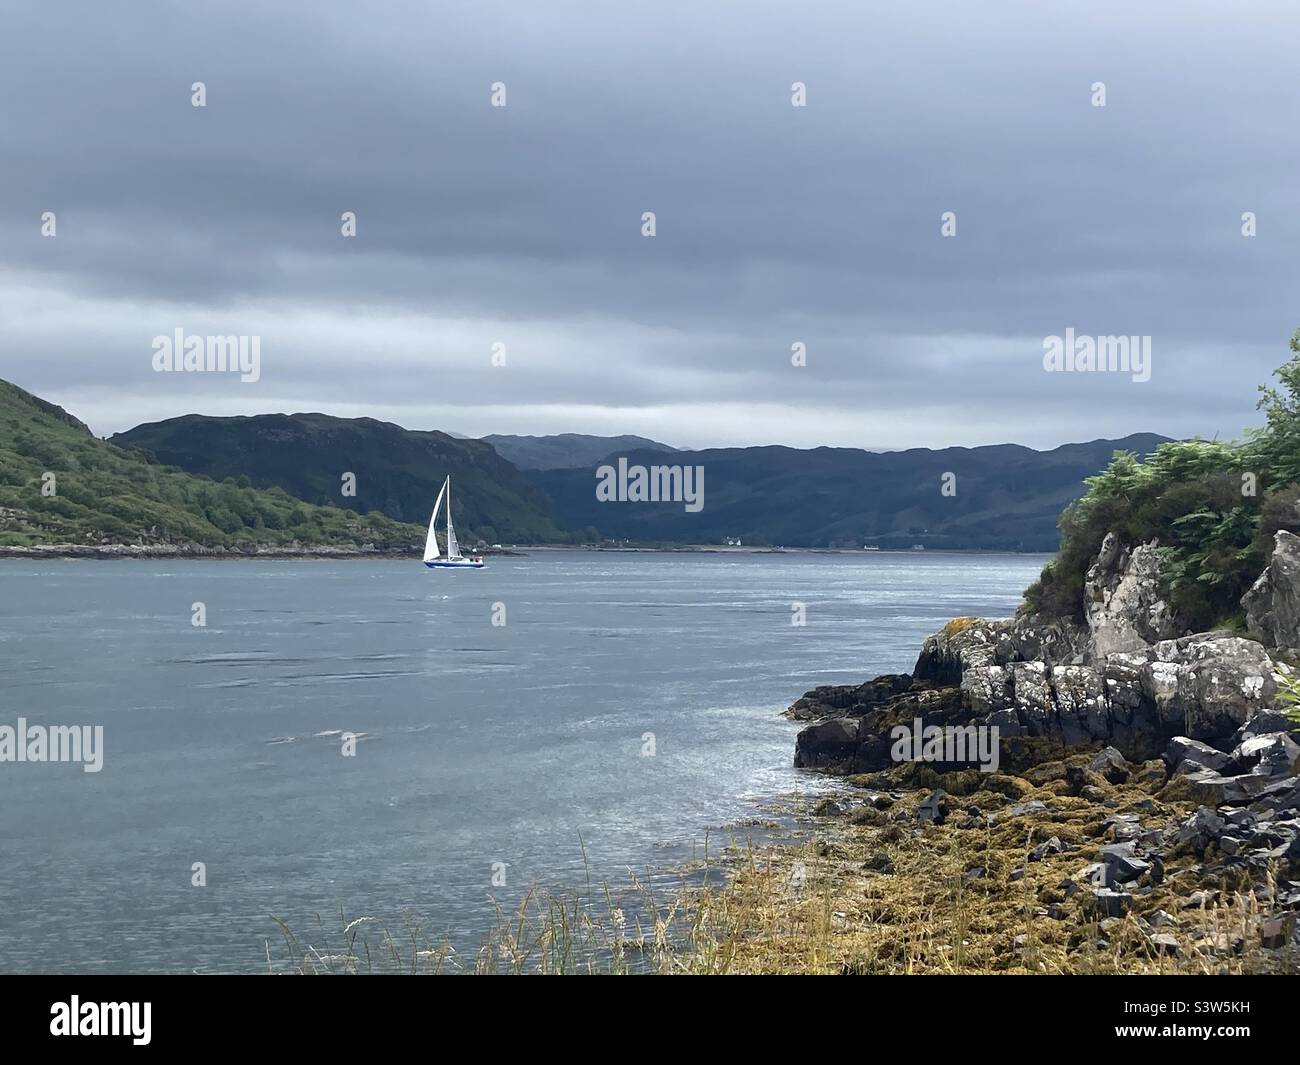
0;0;1297;449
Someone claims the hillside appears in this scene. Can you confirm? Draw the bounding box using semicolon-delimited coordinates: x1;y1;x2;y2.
113;413;567;543
526;434;1172;550
0;381;420;550
481;433;679;471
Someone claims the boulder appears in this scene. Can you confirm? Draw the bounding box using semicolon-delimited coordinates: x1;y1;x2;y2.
1089;746;1131;784
1182;770;1275;807
1164;736;1233;774
793;717;860;771
1099;841;1150;885
1233;732;1300;778
1148;634;1277;740
1176;806;1225;853
1089;888;1134;918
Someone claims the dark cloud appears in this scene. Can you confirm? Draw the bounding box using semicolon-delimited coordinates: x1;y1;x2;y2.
0;0;1296;448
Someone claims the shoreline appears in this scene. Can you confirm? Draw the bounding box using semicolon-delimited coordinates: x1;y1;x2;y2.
0;544;525;560
0;542;1051;561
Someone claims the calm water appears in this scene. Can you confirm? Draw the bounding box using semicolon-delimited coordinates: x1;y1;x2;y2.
0;550;1046;973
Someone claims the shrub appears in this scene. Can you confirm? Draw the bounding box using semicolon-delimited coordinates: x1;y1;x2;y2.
1027;330;1300;630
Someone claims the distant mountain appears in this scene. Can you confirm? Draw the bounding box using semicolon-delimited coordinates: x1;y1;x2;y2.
482;433;679;470
113;413;567;543
526;434;1173;550
0;380;419;549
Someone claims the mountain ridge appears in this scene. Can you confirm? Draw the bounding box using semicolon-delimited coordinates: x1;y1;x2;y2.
481;432;679;470
112;411;566;543
0;380;420;550
528;433;1173;550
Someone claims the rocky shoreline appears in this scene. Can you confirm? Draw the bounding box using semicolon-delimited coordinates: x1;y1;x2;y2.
766;530;1300;971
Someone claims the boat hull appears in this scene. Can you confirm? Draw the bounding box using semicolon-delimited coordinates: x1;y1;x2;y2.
424;559;484;569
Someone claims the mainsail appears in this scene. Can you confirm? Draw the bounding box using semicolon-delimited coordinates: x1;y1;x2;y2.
445;478;460;559
423;478;448;562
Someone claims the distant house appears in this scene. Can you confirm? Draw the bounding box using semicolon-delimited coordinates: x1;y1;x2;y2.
723;536;742;547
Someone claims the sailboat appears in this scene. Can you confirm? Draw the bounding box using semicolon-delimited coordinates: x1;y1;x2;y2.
423;476;485;569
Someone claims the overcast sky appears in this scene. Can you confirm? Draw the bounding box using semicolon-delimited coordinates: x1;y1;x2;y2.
2;0;1298;451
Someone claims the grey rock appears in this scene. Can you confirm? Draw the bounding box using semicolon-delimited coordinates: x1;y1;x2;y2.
1176;807;1225;853
1260;914;1295;949
1011;661;1055;736
1236;732;1300;778
962;665;1013;716
1184;770;1276;807
785;674;913;721
1084;534;1178;660
1089;888;1134;918
986;706;1023;737
793;716;860;770
1029;836;1064;862
1165;735;1233;773
1075;863;1106;887
916;789;948;824
1153;635;1277;739
1236;709;1298;743
913;619;1006;685
1053;665;1110;744
1100;841;1151;885
1089;745;1131;784
1150;932;1179;956
1242;530;1300;650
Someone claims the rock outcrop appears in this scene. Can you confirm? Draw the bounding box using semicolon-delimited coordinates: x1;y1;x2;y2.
787;529;1300;969
1243;529;1300;654
784;674;911;722
1083;533;1180;660
793;532;1285;773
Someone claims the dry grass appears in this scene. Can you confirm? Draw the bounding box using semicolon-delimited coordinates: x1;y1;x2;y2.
683;768;1299;974
267;761;1299;975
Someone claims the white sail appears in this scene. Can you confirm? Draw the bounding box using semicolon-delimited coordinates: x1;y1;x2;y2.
445;477;460;559
423;478;448;561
